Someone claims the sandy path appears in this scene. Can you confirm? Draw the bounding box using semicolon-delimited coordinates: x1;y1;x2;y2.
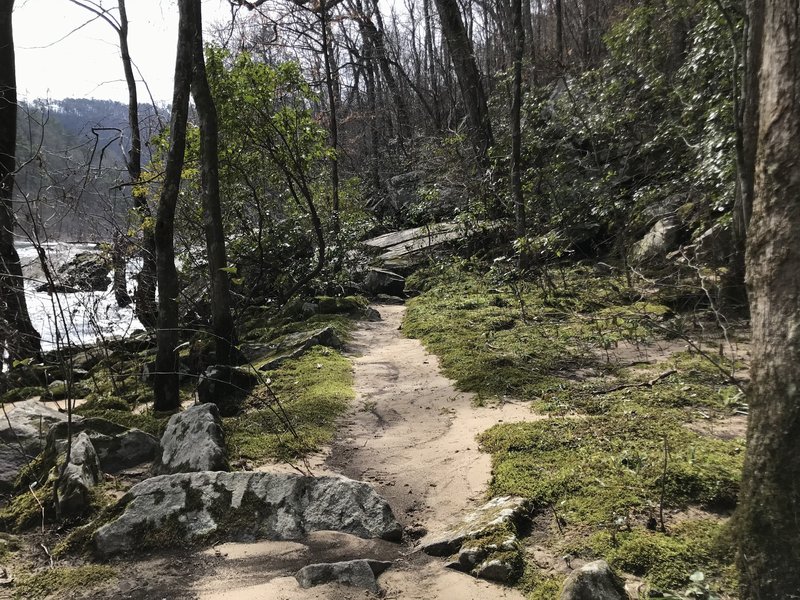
193;304;538;599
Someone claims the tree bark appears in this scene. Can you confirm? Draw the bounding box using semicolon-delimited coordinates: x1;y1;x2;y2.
154;0;193;411
433;0;494;164
0;1;41;364
189;0;238;366
511;0;525;243
737;0;800;596
320;2;341;236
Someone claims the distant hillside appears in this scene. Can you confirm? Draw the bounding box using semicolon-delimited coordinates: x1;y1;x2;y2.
14;98;167;241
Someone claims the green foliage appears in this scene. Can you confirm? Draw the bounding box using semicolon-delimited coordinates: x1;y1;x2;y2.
502;0;737;254
13;565;116;600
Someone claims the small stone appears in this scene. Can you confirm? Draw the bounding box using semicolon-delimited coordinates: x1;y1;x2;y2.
295;559;392;593
55;432;102;517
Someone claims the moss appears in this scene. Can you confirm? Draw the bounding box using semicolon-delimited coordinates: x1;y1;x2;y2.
72;407;167;437
575;519;732;590
225;346;353;463
519;565;562;600
1;386;47;403
14;565;117;599
0;482;56;532
479;415;742;524
315;295;369;314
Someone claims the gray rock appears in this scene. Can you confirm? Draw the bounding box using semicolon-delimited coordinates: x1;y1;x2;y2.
258;327;343;372
560;560;628;600
364;268;405;297
0;400;76;492
46;418;159;474
196;365;259;416
35;252;110;293
421;496;531;556
630;216;682;265
475;558;517;583
295;559;392;593
154;404;228;475
693;222;733;266
55;432;102;517
92;472;402;557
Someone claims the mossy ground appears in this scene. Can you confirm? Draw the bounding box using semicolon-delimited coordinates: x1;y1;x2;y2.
405;261;745;598
13;564;116;599
225;345;353;462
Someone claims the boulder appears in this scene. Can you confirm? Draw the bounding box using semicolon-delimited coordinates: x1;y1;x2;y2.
257;327;343;372
295;559;392;593
629;216;682;265
692;222;733;266
560;560;628;600
55;432;102;517
35;252;110;293
0;400;76;492
364;268;405;297
421;496;531;556
196;365;259;417
92;472;402;558
46;418;159;474
154;404;228;475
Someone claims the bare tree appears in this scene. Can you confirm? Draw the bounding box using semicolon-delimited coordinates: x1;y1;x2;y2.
189;0;238;365
0;0;42;364
154;0;194;411
433;0;494;164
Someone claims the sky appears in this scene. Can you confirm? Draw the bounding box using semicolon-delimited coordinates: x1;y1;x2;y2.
13;0;237;104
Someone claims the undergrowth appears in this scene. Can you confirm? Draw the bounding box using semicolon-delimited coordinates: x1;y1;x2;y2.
405;260;745;597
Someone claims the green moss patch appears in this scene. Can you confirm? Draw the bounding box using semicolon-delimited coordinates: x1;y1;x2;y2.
405;261;746;595
14;565;116;599
225;346;353;463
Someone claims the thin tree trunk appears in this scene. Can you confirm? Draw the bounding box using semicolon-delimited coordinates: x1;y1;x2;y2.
0;1;41;365
729;0;764;307
737;0;800;596
555;0;563;63
511;0;525;248
189;0;237;366
320;3;340;236
433;0;494;164
154;0;193;411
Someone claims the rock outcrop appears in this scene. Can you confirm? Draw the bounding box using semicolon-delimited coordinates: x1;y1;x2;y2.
92;472;402;558
154;404;228;475
55;432;102;517
46;418;158;474
35;251;110;293
630;216;682;265
421;496;531;584
0;400;76;492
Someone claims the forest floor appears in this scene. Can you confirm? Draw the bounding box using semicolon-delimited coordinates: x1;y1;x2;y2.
187;303;537;599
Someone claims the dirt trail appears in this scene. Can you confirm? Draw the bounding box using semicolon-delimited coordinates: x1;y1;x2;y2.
193;304;539;599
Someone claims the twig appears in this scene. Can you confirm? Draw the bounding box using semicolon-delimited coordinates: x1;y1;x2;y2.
659;435;668;534
39;543;54;569
29;483;45;534
593;369;677;395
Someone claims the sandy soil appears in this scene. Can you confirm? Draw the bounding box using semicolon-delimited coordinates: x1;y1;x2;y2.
189;304;540;599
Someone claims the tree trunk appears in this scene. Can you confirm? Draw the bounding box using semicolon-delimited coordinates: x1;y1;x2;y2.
189;0;238;366
0;1;41;364
511;0;525;245
154;0;193;411
320;2;340;236
555;0;563;63
729;0;764;308
433;0;494;164
737;0;800;596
